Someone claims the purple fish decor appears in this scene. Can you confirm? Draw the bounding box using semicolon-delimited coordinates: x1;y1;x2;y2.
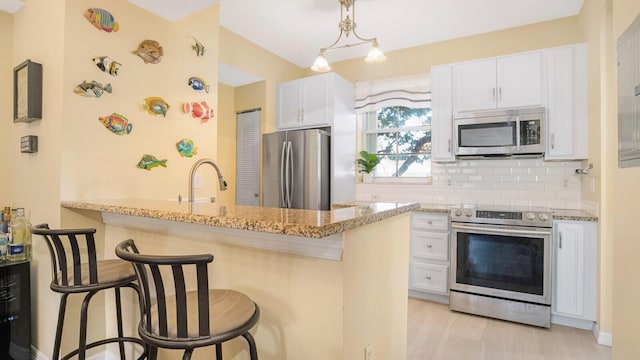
84;8;119;33
98;113;132;135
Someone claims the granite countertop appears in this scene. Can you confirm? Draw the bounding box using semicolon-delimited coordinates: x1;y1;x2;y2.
415;203;598;222
62;199;419;238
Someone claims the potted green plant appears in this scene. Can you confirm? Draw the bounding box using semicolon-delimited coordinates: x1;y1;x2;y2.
357;150;380;183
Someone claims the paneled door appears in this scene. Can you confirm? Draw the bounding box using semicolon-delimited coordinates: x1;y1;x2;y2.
236;109;261;206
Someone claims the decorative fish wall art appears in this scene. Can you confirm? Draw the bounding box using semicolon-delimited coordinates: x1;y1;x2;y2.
176;139;198;158
188;76;210;93
144;97;170;117
133;40;164;64
137;154;167;170
84;8;119;33
183;101;214;122
99;113;132;135
189;36;205;57
74;80;112;98
93;56;121;76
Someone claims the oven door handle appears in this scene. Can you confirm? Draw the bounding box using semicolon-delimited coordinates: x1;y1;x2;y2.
452;223;551;236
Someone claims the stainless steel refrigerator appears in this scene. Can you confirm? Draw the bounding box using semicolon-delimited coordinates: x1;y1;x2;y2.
262;129;330;210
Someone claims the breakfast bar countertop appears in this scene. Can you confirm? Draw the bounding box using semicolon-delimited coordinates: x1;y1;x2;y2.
61;199;419;238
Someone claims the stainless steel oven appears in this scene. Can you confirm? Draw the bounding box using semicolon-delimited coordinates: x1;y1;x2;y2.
449;206;552;327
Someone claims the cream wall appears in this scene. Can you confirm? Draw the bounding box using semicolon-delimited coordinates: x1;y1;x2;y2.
0;12;13;206
611;0;640;358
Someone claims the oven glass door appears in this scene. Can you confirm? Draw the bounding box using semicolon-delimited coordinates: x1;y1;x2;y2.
451;223;551;305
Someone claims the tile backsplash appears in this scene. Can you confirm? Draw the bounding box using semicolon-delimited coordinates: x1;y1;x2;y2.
355;158;589;210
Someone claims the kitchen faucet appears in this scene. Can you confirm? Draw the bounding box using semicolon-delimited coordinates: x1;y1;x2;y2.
188;158;228;202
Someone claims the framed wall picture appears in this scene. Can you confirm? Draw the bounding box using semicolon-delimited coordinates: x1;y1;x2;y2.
13;59;42;123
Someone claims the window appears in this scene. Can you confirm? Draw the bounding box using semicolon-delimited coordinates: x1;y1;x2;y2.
362;106;432;178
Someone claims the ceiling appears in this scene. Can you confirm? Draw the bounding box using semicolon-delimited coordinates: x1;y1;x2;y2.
1;0;585;85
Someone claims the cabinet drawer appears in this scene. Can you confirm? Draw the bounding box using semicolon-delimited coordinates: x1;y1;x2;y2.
412;212;449;231
411;230;448;261
410;262;449;294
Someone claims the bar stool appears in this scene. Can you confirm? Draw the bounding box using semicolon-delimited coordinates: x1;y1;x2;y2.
32;224;146;360
115;239;259;360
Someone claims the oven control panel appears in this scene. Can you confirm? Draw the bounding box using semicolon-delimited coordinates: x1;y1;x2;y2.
450;206;553;227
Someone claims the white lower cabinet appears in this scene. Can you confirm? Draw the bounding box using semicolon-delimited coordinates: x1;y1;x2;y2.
409;212;450;302
552;220;598;330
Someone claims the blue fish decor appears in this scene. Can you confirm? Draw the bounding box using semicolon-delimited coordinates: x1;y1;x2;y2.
188;76;210;93
74;80;112;98
137;154;167;170
176;138;198;158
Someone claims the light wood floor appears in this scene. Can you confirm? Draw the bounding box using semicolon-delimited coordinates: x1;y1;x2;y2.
407;298;611;360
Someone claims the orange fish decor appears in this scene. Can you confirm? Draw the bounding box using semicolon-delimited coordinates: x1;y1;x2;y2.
98;113;132;135
84;8;119;32
133;40;164;64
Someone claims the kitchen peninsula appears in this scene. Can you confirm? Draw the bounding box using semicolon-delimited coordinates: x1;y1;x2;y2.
61;199;417;360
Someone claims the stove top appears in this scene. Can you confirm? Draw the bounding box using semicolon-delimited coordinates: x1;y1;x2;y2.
450;204;553;227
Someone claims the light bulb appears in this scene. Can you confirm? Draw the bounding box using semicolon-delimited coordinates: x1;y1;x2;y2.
311;52;331;72
364;42;387;63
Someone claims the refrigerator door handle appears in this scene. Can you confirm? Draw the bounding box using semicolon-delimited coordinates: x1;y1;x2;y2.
280;141;287;207
286;141;293;208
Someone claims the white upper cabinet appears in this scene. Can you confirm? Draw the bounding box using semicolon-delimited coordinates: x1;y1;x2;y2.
453;51;543;112
276;73;339;130
430;64;455;162
545;43;588;160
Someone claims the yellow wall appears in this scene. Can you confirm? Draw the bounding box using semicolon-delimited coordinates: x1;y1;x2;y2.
611;0;640;358
316;16;584;82
10;0;221;356
216;83;236;205
0;12;13;206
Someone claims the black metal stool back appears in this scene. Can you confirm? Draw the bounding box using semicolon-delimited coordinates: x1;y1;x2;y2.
115;239;259;360
32;224;145;360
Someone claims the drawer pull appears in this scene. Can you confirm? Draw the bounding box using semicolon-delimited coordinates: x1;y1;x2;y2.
426;244;433;249
425;276;432;280
427;220;433;224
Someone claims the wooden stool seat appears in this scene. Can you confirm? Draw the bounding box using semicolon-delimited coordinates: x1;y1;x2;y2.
52;259;137;293
116;239;259;360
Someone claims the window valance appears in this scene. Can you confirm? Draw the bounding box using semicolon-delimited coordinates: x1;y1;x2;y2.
355;74;431;113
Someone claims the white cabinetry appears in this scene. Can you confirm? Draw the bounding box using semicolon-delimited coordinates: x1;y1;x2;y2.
552;220;597;330
409;212;450;303
545;43;588;160
276;72;353;130
431;65;455;162
453;51;543;112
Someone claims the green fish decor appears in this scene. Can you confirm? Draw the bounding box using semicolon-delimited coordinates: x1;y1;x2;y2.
137;154;168;170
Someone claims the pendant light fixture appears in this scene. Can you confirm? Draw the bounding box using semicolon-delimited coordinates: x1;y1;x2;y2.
311;0;387;72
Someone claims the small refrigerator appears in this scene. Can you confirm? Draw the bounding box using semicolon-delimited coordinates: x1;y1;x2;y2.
262;129;330;210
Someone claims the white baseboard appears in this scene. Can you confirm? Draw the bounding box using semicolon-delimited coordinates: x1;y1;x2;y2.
31;346;48;360
592;323;613;347
551;314;595;330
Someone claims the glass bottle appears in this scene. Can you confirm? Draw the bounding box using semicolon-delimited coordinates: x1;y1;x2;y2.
8;208;27;261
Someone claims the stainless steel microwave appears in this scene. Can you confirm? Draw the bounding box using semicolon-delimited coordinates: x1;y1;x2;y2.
454;107;546;157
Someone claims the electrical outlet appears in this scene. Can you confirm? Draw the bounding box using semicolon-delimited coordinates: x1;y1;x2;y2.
364;343;373;360
194;174;202;189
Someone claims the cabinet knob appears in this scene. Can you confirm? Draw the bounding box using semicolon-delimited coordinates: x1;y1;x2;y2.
426;276;432;280
426;244;433;249
427;220;433;224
